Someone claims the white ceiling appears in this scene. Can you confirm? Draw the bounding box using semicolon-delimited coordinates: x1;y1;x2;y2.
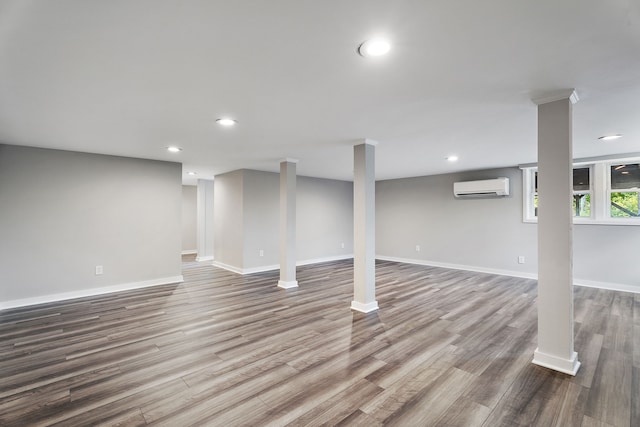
1;1;639;185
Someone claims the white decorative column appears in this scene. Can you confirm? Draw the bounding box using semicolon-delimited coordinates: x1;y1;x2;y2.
352;140;378;313
278;159;298;288
532;90;580;375
196;179;214;262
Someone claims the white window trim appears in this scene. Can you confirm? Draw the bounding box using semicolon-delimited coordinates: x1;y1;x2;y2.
522;167;536;223
521;156;640;225
571;164;593;220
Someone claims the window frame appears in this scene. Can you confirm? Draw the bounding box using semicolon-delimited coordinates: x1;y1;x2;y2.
521;156;640;225
572;165;593;219
608;161;640;220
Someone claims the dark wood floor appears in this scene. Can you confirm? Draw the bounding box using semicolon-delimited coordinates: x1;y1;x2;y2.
0;256;638;426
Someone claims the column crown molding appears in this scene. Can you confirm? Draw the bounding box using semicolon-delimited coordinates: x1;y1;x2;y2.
532;89;579;105
354;138;378;147
280;158;299;164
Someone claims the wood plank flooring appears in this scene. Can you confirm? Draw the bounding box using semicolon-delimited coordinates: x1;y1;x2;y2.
0;256;638;426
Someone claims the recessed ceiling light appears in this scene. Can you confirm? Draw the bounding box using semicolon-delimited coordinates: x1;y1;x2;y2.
358;38;391;57
447;155;459;162
216;118;237;126
167;146;182;153
187;171;197;176
598;134;623;141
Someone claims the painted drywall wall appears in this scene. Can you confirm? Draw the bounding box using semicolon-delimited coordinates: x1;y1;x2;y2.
0;144;183;306
573;225;640;288
213;169;354;273
376;167;640;290
213;170;244;270
242;170;280;269
182;185;197;252
377;167;537;276
297;175;353;262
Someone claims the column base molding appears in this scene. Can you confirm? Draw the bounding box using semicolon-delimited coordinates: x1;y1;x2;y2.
277;280;298;289
532;348;580;376
351;300;379;313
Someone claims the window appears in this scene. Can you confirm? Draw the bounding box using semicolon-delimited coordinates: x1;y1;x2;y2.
572;167;591;218
610;163;640;218
522;157;640;225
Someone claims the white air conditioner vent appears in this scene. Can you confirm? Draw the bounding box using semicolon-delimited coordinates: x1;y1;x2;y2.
453;177;510;198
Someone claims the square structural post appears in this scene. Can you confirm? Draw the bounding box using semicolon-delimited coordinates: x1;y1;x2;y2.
532;90;580;375
278;159;298;289
352;140;378;313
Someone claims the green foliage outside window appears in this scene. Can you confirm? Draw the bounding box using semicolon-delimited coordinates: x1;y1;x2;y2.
573;194;591;217
610;192;640;217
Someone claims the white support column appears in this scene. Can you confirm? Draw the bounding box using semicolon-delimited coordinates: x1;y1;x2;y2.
196;179;214;262
352;140;378;313
532;90;580;376
278;159;298;289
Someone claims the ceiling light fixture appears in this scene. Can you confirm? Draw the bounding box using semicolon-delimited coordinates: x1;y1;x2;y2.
167;146;182;153
614;165;626;170
187;171;197;176
598;134;623;141
358;38;391;57
216;118;237;126
447;155;459;162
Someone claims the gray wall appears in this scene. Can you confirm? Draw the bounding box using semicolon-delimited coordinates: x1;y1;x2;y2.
297;175;353;261
242;170;280;269
376;167;640;289
213;169;354;272
213;170;244;269
0;144;183;304
181;185;197;252
574;225;639;287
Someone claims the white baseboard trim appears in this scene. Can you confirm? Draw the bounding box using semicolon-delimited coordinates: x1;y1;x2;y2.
243;264;280;274
212;254;355;276
572;279;640;294
195;255;214;262
0;275;184;311
278;280;299;289
376;255;639;294
532;348;580;376
375;255;537;280
211;260;246;275
181;250;197;255
297;254;354;267
351;300;379;313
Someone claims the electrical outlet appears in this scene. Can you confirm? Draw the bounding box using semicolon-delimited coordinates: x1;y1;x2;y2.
95;265;103;275
259;249;264;257
518;256;525;264
415;245;421;252
341;242;345;249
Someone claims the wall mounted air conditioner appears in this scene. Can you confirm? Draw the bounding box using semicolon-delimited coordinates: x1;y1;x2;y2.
453;177;510;198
